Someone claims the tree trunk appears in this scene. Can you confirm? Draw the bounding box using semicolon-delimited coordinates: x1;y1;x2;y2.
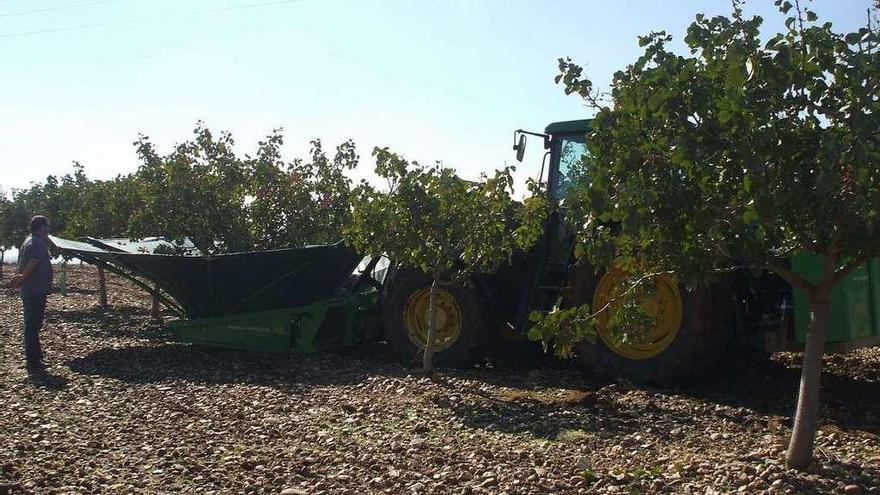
422;278;439;373
785;286;832;469
150;283;162;323
97;266;108;307
0;250;4;279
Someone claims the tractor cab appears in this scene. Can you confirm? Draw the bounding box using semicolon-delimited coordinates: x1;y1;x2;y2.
508;119;593;332
513;119;591;204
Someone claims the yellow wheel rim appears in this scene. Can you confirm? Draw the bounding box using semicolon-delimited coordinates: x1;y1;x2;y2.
592;267;683;360
404;288;462;351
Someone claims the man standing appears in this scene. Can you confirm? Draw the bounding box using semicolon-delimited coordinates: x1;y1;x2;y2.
10;216;56;372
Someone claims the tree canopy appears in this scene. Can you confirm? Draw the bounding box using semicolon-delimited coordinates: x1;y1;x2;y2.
346;147;524;280
1;124;358;256
552;0;879;469
249;135;358;250
557;2;878;287
345;147;543;370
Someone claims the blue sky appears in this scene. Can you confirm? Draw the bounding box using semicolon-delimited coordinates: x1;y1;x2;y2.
0;0;872;195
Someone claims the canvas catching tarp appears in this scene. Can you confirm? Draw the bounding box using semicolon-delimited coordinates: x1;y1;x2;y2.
52;236;362;319
83;236;200;256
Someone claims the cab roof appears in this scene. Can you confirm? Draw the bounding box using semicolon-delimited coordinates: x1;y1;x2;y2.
544;119;592;136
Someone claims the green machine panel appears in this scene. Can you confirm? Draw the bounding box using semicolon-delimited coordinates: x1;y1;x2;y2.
170;308;296;352
792;253;877;343
869;259;880;337
169;292;377;354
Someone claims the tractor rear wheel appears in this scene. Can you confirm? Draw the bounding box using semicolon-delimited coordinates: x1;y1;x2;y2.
381;269;488;367
569;266;737;385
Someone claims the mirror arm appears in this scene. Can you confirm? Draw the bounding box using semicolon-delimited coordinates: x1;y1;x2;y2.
514;129;551;163
514;129;549;150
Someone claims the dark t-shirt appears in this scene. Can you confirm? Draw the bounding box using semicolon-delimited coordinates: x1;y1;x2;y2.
18;236;53;298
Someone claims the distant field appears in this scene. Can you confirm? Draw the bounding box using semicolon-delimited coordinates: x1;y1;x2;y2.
2;249;18;264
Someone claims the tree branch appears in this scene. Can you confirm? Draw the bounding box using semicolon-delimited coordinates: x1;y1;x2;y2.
711;264;748;274
768;260;814;294
585;269;675;320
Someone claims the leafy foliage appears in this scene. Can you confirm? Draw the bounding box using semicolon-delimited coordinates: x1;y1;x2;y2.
0;190;12;249
129;124;253;255
249;135;358;250
346;148;537;280
76;176;142;240
557;4;879;287
553;0;879;470
527;303;596;359
346;147;543;370
0;189;15;270
2;123;359;256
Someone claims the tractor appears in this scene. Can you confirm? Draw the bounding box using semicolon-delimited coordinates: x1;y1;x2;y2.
378;119;880;383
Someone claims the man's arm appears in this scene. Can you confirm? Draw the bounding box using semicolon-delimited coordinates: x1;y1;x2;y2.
9;258;39;289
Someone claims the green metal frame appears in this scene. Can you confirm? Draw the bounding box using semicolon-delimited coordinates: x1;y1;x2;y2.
168;291;377;353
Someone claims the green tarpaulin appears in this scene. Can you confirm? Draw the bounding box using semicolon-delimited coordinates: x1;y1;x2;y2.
52;236;361;319
84;236;200;255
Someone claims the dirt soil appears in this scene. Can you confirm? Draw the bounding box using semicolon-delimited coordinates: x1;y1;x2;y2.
1;265;878;495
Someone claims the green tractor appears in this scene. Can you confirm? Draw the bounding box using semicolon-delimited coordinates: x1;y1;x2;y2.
379;119;880;383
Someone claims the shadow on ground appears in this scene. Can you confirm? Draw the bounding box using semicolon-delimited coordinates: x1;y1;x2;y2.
25;369;69;390
65;332;880;436
47;305;170;340
433;382;645;441
66;341;403;388
680;355;880;434
437;351;880;438
61;286;97;296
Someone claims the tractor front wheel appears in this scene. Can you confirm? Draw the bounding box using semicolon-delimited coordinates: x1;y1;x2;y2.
381;269;487;367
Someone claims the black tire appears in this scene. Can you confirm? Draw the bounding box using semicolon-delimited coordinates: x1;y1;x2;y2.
571;270;737;386
381;268;488;367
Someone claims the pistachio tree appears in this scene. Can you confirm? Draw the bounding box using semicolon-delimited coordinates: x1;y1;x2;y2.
346;148;534;372
554;1;879;469
4;163;89;241
249;134;358;250
131;124;359;253
66;175;141;240
129;123;252;254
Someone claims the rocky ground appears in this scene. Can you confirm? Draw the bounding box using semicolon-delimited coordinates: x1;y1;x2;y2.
1;265;878;495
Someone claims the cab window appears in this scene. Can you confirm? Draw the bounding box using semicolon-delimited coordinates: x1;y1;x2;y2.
553;134;587;200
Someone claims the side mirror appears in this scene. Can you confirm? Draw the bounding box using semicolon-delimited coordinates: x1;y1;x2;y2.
514;134;527;162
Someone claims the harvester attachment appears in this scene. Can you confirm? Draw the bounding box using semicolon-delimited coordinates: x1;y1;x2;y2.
52;236;379;353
